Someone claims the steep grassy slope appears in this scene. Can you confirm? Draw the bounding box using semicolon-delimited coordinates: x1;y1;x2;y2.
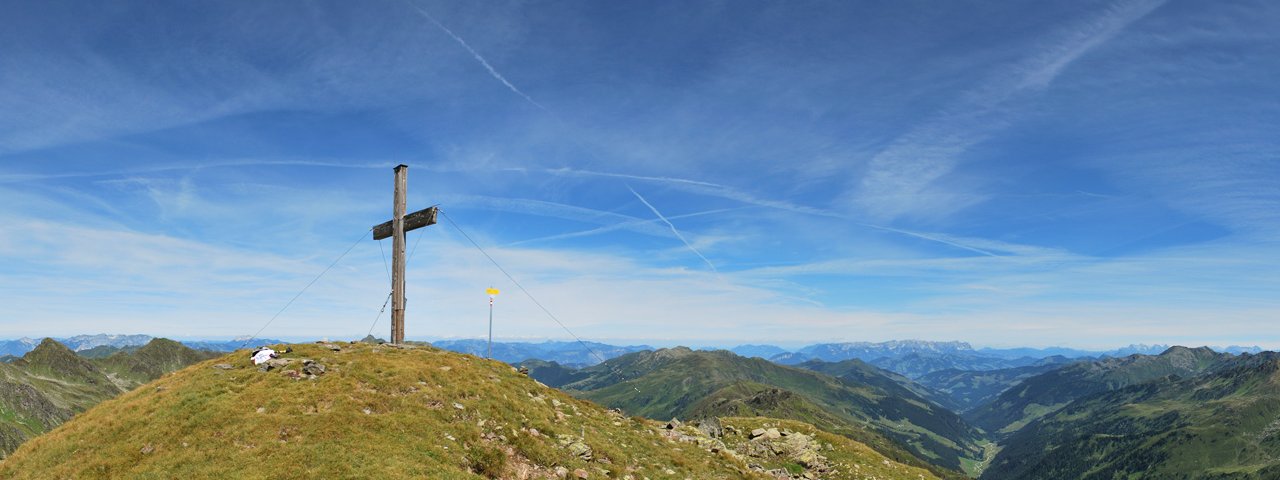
1;342;935;480
916;363;1069;413
983;352;1280;479
0;338;215;458
965;346;1227;438
559;348;984;475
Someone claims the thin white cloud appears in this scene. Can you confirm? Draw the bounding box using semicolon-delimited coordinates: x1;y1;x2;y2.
535;166;1041;257
627;185;719;273
508;207;744;246
542;167;723;188
438;193;673;239
847;0;1168;221
0;159;397;184
402;1;546;111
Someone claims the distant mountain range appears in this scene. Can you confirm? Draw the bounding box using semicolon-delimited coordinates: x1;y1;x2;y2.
766;341;1263;378
0;335;283;357
1;335;1264;371
430;339;651;367
723;344;790;358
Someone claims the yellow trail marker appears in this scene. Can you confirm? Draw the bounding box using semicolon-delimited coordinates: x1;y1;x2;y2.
487;287;499;358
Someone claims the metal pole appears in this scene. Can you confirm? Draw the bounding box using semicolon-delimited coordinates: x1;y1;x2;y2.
487;295;494;359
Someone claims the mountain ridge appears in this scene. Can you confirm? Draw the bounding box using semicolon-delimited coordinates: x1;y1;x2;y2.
982;351;1280;478
546;347;985;476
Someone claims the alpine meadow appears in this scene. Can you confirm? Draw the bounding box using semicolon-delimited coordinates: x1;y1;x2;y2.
2;0;1278;479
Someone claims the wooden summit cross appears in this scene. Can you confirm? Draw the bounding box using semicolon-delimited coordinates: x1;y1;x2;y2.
372;165;438;344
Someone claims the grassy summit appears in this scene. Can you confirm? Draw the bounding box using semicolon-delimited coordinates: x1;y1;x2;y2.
0;342;935;479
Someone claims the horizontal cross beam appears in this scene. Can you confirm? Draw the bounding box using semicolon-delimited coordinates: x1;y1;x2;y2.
372;206;438;240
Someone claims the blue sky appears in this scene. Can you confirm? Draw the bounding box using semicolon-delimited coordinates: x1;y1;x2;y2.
1;0;1277;349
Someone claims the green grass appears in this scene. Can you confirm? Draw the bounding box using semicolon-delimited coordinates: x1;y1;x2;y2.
0;343;807;479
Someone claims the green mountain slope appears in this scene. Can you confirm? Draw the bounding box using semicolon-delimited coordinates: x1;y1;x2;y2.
916;362;1069;413
983;351;1280;479
797;358;962;412
965;346;1226;438
94;338;220;386
518;359;588;388
0;338;214;458
558;347;985;475
0;342;936;480
688;381;966;478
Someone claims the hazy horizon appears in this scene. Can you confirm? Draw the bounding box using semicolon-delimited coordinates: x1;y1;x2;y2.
3;331;1270;353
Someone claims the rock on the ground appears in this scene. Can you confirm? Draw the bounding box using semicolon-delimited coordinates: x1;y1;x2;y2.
301;359;325;376
695;417;723;438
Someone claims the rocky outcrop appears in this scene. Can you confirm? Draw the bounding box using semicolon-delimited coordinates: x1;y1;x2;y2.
657;418;834;479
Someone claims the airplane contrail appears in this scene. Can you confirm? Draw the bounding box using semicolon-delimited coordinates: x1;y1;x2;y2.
508;207;745;246
403;1;547;111
627;185;719;273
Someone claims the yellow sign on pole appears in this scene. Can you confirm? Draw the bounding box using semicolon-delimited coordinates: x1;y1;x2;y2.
486;287;500;296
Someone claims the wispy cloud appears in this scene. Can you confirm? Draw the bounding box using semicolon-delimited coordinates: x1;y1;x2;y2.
535;166;1036;256
627;185;719;273
846;0;1168;221
402;1;546;111
438;194;673;239
0;159;397;184
508;207;744;246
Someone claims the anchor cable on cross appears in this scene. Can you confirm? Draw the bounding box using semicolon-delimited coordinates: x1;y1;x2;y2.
371;164;438;344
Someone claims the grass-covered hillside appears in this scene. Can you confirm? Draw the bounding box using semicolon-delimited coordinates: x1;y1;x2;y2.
983;351;1280;479
915;362;1069;413
965;346;1227;438
0;342;936;480
545;347;984;476
0;338;216;458
796;358;962;413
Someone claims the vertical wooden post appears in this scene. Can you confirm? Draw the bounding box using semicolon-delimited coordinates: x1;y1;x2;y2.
391;164;408;344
